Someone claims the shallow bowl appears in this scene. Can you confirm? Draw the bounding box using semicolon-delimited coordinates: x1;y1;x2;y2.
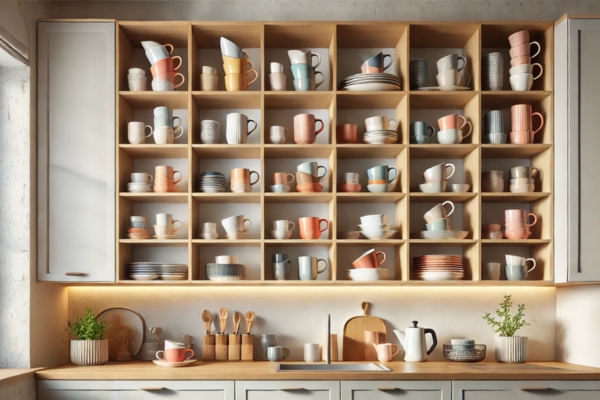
419;182;447;193
270;184;291;193
509;184;535;193
347;268;391;281
359;230;395;240
448;183;470;192
367;183;388;193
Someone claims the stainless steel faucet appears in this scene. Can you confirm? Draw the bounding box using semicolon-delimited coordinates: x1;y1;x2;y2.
326;314;331;364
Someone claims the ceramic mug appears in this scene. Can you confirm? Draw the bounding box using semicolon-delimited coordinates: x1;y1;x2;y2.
373;343;400;362
269;126;287;144
294;113;324;144
226;113;257;144
336;124;358;144
423;163;456;183
437;54;467;72
482;262;502;280
298;216;329;239
509;41;541;59
298;256;328;280
365;116;398;132
304;343;320;362
156;348;194;362
273;220;295;232
128;121;153;144
153;126;184;144
297;161;327;179
230;168;260;186
154;166;182;192
352;248;387;269
131;173;153;184
267;346;290;361
410;122;435;143
506;264;536;280
221;215;252;234
366;166;398;183
423;201;455;223
272;172;294;185
149;56;182;77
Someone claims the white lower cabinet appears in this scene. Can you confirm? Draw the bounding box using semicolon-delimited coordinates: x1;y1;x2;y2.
342;380;451;400
38;380;234;400
235;380;340;400
453;380;600;400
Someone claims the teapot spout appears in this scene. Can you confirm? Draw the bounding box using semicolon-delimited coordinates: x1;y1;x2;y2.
393;329;405;346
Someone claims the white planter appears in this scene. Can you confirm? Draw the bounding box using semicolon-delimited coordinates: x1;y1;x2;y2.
70;340;109;366
495;336;528;363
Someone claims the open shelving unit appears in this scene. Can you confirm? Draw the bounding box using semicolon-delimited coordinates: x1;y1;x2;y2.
115;21;554;285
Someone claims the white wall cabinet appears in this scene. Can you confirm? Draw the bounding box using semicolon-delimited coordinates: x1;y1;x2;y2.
555;17;600;282
341;380;451;400
37;22;116;282
235;380;340;400
38;380;235;400
453;380;600;400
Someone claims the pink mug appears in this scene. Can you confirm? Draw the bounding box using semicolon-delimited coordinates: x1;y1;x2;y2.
293;113;324;144
373;343;400;362
510;130;530;144
505;209;537;226
437;114;470;132
156;348;194;362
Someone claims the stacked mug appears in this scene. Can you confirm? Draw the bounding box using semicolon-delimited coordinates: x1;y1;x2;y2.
504;209;537;240
505;254;536;281
510;104;544;144
483;110;507;144
349;248;390;281
481;223;503;240
200;66;218;91
271;219;295;240
272;254;291;280
154;165;182;193
288;50;323;91
361;52;393;74
296;161;327;193
156;340;194;363
357;214;394;240
482;170;504;192
419;163;455;193
129;216;149;239
200;222;218;240
128;172;153;193
436;54;469;88
423;201;455;232
508;30;544;91
339;172;361;193
221;214;252;240
127;68;147;91
269;62;286;91
366;165;397;193
154;213;181;240
142;41;185;91
409;121;435;144
510;166;540;193
154;106;183;144
298;216;329;240
363;116;398;144
230;168;259;193
220;37;258;91
200;120;221;144
271;172;294;193
437;113;472;144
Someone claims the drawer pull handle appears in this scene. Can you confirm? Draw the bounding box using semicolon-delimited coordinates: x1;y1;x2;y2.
519;388;550;391
377;388;400;391
280;388;304;391
140;387;165;391
65;272;87;276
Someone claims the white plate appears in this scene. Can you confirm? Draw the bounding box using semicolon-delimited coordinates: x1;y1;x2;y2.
153;359;197;368
363;136;398;144
128;187;152;193
417;271;463;281
342;82;401;91
201;187;226;193
418;86;470;91
96;307;146;358
128;274;160;280
416;230;469;239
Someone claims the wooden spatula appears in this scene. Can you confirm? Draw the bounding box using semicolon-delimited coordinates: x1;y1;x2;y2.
201;309;212;334
219;307;228;334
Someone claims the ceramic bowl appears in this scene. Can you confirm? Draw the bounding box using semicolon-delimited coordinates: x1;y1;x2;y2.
200;232;219;240
339;183;362;192
128;232;150;240
226;232;246;240
296;182;323;193
206;263;244;281
448;183;470;192
419;182;447;193
357;224;391;231
270;184;291;193
482;231;504;239
482;223;502;231
359;230;395;240
509;184;535;193
270;230;292;240
347;268;391;281
367;183;388;193
295;171;319;184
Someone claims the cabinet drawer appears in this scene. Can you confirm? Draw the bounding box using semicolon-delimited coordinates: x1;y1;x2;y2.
453;380;600;400
342;380;451;400
236;380;340;400
39;380;234;400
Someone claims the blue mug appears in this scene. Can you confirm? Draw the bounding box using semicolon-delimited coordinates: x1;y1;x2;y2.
367;165;398;183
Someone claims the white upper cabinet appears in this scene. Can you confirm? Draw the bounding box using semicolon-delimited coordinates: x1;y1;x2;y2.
37;22;116;282
555;18;600;282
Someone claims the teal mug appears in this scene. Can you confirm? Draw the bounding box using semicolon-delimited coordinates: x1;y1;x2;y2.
505;264;535;280
366;165;398;183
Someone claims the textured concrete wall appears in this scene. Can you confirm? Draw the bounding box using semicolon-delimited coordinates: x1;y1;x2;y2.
0;66;31;369
0;373;37;400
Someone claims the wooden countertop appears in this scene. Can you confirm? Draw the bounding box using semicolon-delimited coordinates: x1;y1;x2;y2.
35;361;600;381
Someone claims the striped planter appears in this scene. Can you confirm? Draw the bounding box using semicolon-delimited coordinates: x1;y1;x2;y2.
70;340;109;366
495;336;528;363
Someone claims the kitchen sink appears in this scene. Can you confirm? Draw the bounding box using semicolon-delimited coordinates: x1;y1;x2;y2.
276;363;392;372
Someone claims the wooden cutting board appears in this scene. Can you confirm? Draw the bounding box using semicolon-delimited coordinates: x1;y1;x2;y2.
342;302;387;361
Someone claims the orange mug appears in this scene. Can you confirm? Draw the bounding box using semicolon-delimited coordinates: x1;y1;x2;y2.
156;348;194;362
272;172;295;185
230;168;259;185
336;124;358;144
352;248;387;269
154;165;182;193
298;217;329;239
437;113;469;131
150;56;183;78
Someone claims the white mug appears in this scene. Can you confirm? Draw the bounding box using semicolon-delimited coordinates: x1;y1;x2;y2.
423;201;455;223
221;215;252;234
164;340;186;349
304;343;320;362
226;113;257;144
215;255;236;264
128;121;153;144
156;213;182;234
130;173;153;184
269;126;288;144
270;62;284;73
153;126;183;144
202;222;217;233
273;220;295;232
423;163;456;183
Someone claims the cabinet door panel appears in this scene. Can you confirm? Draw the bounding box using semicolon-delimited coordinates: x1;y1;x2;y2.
342;380;450;400
454;380;600;400
48;390;225;400
236;380;339;400
37;22;115;282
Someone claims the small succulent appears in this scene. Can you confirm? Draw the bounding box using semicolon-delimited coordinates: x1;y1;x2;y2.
68;308;106;340
482;294;528;337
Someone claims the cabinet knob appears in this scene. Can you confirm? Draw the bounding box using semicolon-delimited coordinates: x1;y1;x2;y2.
519;388;551;391
65;272;87;276
140;387;165;391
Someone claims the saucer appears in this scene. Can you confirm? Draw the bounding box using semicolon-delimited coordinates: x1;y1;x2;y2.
153;359;197;368
154;234;177;240
418;86;470;91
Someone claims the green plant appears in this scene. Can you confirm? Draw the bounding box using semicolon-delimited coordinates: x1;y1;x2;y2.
482;294;528;337
68;308;106;340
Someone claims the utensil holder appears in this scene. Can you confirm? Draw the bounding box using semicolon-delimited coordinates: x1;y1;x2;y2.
241;334;254;361
228;334;241;360
202;334;215;361
215;334;228;361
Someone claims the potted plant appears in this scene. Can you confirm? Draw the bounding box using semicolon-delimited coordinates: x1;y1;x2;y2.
482;294;529;363
68;307;109;366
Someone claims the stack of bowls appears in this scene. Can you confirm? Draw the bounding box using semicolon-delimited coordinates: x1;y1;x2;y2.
142;41;185;91
288;50;323;91
127;68;147;91
220;37;257;92
481;223;503;239
197;171;226;193
419;163;455;193
206;263;244;281
507;30;543;91
504;209;536;240
482;170;504;192
509;166;538;193
128;172;153;193
128;216;150;239
357;214;395;240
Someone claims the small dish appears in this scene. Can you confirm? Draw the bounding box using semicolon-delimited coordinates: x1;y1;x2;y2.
128;274;160;281
416;230;469;240
448;183;470;192
419;182;447;193
153;359;197;368
296;183;323;193
339;183;362;193
347;268;391;281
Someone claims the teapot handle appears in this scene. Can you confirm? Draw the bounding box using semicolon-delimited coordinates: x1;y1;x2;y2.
424;328;437;355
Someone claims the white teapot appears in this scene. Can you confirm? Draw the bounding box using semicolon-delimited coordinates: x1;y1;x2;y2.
393;321;437;362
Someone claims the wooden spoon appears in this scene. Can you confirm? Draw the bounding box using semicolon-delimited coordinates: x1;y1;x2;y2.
201;310;212;334
245;311;255;335
233;311;242;335
219;307;228;334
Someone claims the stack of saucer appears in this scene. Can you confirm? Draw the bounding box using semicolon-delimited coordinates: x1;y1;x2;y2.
363;130;398;144
128;182;152;193
412;255;464;281
198;171;226;193
357;214;395;240
340;73;401;91
159;264;188;280
127;262;188;281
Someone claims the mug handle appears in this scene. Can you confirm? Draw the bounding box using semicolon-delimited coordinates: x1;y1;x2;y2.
172;55;182;71
282;347;291;360
286;173;295;184
164;44;174;55
457;115;468;130
457;56;467;72
531;167;542;180
148;175;154;183
375;251;387;266
245;59;254;72
317;259;328;274
387;167;398;183
445;164;456;180
243;219;252;232
529;41;541;59
442;200;455;218
288;222;296;232
314;119;325;135
532;63;544;80
314;71;324;88
391;343;400;357
155;350;165;360
172;170;182;185
382;54;393;71
318;218;329;234
173;126;184;139
173;73;185;89
184;349;195;360
426;125;436;139
172;220;182;233
461;121;473;139
247;118;258;135
172;116;182;129
388;118;398;130
311;53;321;69
525;258;537;273
526;213;538;227
316;166;328;179
246;69;258;87
144;125;154;137
531;112;544;136
249;171;260;186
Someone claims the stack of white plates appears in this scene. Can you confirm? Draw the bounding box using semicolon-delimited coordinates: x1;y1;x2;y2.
412;255;464;281
340;73;401;91
128;182;152;193
198;171;226;193
363;130;398;144
127;262;188;280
